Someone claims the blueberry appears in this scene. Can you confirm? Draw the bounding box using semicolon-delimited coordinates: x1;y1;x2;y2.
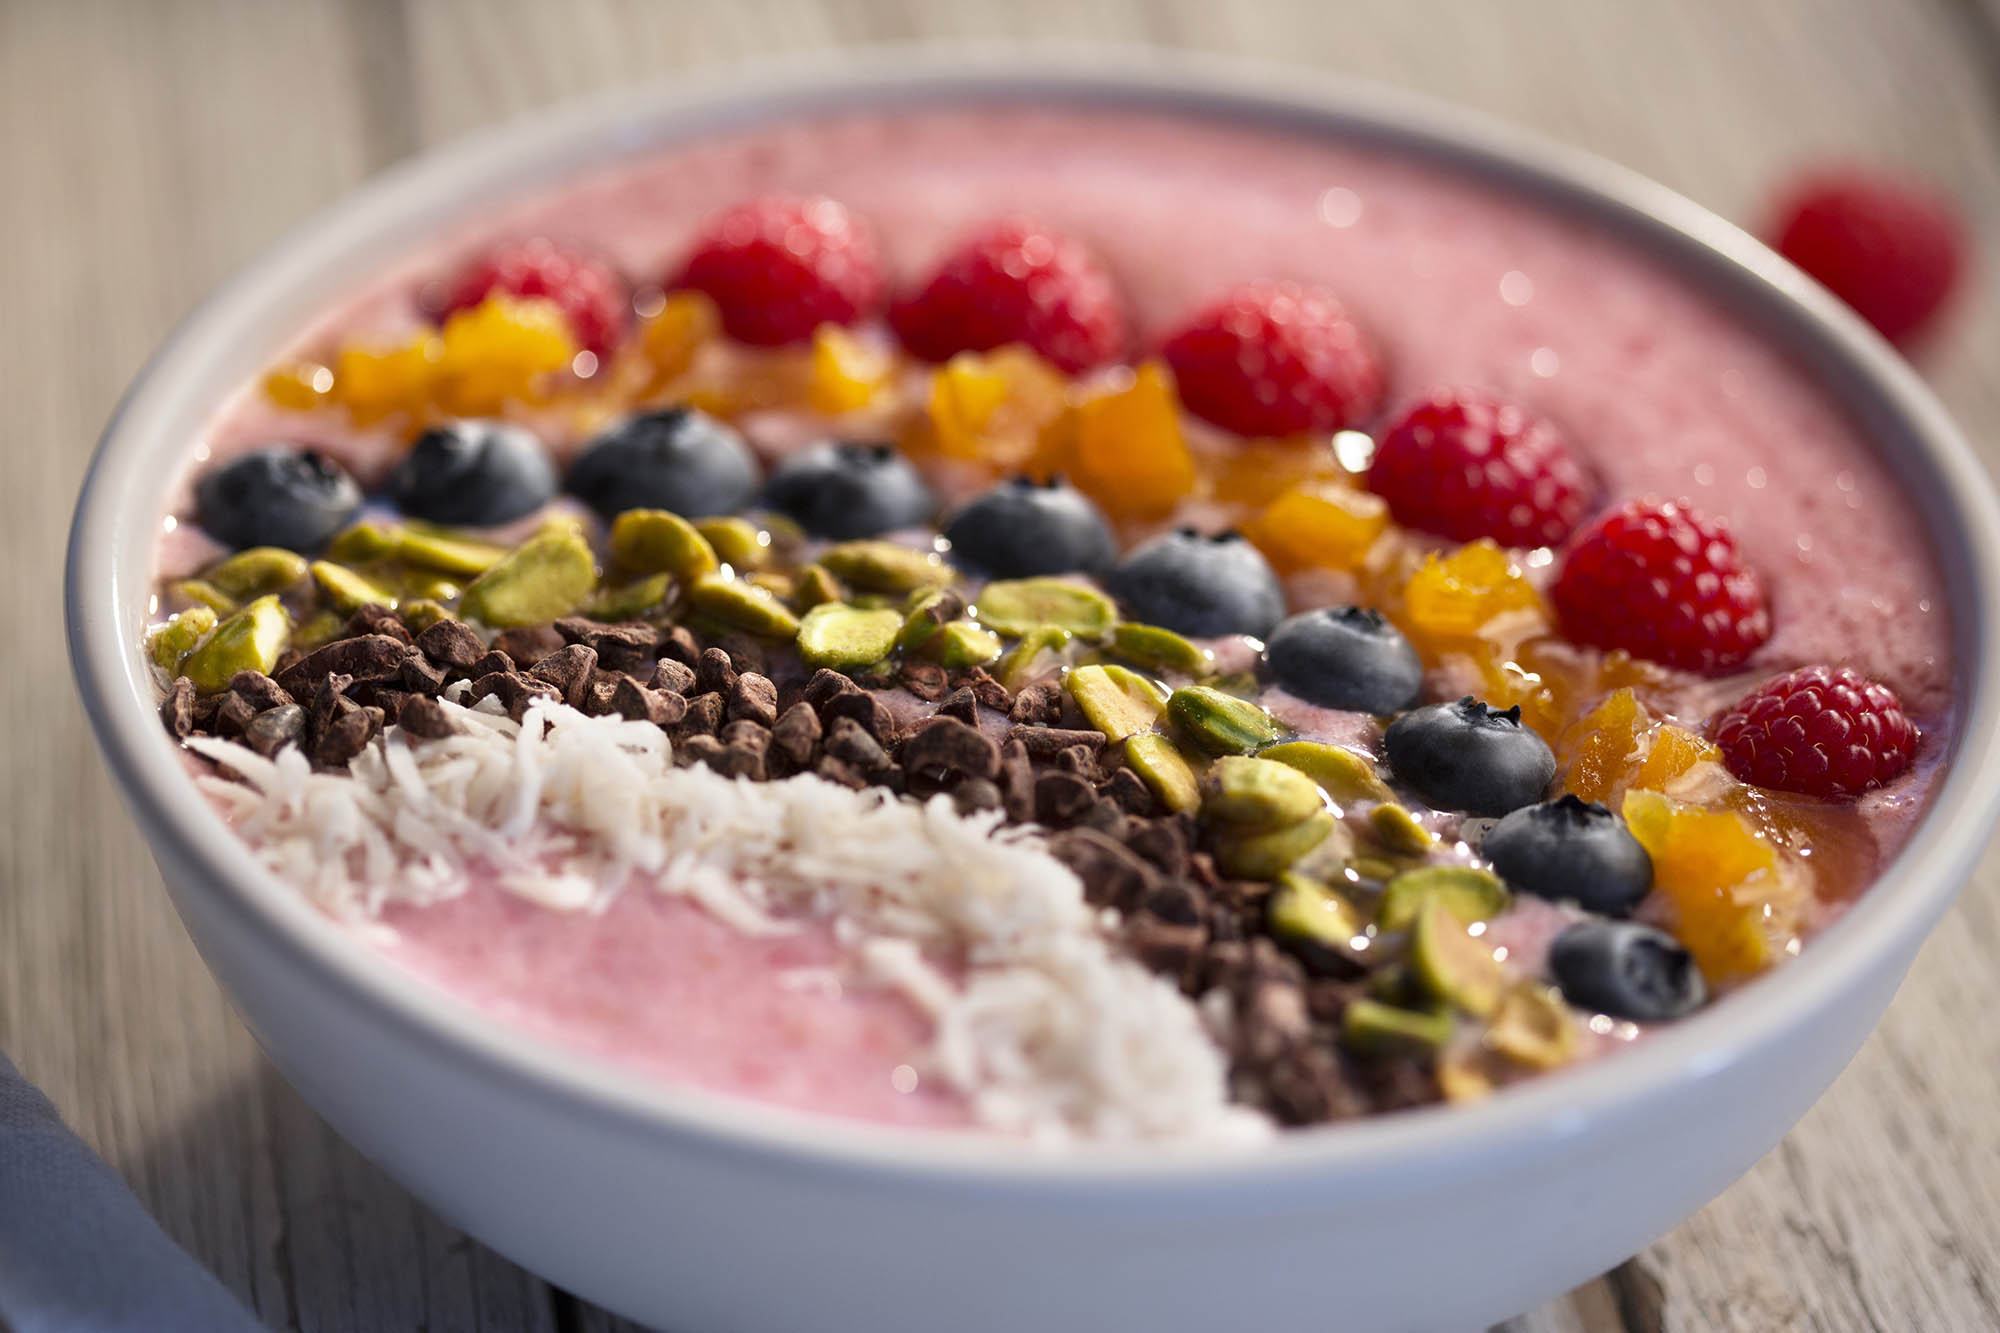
1105;529;1284;639
1383;696;1555;816
390;419;557;527
761;440;935;539
566;407;760;520
943;477;1118;577
1264;606;1423;713
1549;920;1706;1022
193;446;362;552
1483;795;1653;916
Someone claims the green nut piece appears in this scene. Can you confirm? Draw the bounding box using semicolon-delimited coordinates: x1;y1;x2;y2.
204;547;309;600
1348;855;1400;887
1124;733;1202;815
1487;982;1579;1070
1202;756;1327;829
1377;866;1511;933
694;516;770;572
1210;810;1335;880
609;509;720;581
794;563;844;610
396;522;508;577
1411;898;1503;1018
819;540;951;593
1368;803;1437;855
997;624;1074;691
148;606;218;672
930;621;1002;669
796;602;903;669
310;560;398;613
688;572;802;638
1066;663;1169;743
1109;622;1212;675
179;595;290;694
398;599;451;634
169;579;237;616
973;578;1116;639
459;528;597;628
586;572;675;622
1268;873;1367;956
895;588;965;654
1257;740;1396;806
324;520;400;565
1166;685;1285;756
1343;998;1455;1059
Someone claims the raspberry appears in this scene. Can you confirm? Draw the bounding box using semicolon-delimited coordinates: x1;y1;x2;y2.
672;196;882;347
1768;171;1964;347
1714;666;1917;799
1158;282;1385;437
1368;389;1591;546
890;221;1126;374
1551;499;1770;674
439;238;629;359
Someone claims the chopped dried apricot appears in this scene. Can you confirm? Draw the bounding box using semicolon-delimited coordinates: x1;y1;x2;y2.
1241;480;1389;574
1623;788;1795;983
332;336;442;425
1067;360;1197;519
1207;438;1344;507
1633;724;1722;793
922;346;1068;470
808;325;892;415
637;290;718;386
1402;539;1545;649
1558;687;1649;804
263;363;334;412
433;295;578;416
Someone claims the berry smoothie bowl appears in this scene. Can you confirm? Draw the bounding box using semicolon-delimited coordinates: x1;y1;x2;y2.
65;49;2000;1333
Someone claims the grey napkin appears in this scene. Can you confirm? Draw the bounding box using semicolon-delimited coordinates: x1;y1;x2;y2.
0;1052;263;1332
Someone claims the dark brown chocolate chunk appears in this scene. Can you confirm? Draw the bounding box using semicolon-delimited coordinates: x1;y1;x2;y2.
719;719;771;753
710;746;766;780
1034;770;1098;827
274;634;410;697
1007;726;1107;761
804;667;861;712
397;653;448;697
1054;744;1099;777
211;691;258;739
225;670;294;713
1074;801;1127;840
1125;814;1194;878
712;633;768;677
555;618;661;674
899;717;1002;782
1126;913;1209;981
582;676;621;716
467;671;562;722
650;657;697;697
345;603;413;645
1046;827;1161;912
311;699;383;768
1142;880;1205;927
937;687;979;726
397;694;456;740
160;678;198;739
696;646;738;698
674;691;726;739
243;703;306;755
897;659;948;702
1101;766;1154;817
823;716;888;771
677;734;725;769
821;691;896;744
611;675;685;727
813;755;869;790
491;624;564;669
998;739;1036;823
770;703;822;768
955;666;1012;713
465;649;514;680
528;643;599;710
1008;681;1064;726
952;777;1003;815
415;618;484;670
728;673;779;728
659;625;700;668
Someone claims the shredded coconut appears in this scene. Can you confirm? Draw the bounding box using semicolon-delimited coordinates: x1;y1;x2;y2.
186;697;1268;1145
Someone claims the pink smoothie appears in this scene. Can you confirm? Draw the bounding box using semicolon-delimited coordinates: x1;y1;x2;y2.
173;104;1957;1130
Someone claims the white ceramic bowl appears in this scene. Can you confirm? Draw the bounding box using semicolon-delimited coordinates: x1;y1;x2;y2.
67;48;2000;1333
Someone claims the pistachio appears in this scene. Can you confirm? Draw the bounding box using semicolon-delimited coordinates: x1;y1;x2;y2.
1268;873;1367;956
609;509;720;581
1486;982;1580;1070
586;572;675;622
973;578;1116;639
1209;810;1335;880
179;595;290;694
309;560;398;612
796;602;903;669
1202;755;1326;829
292;608;346;650
1377;866;1510;933
1257;740;1396;806
996;624;1074;691
1343;997;1454;1058
169;579;236;615
393;571;462;603
687;572;801;638
396;522;508;576
1368;803;1437;854
1348;855;1400;886
793;563;844;610
929;621;1001;669
1410;898;1503;1017
1436;1048;1501;1102
1066;663;1168;742
148;606;218;672
819;540;951;592
694;516;770;572
895;588;965;654
748;570;796;601
1123;733;1202;814
1166;684;1284;756
458;528;597;628
204;547;309;600
399;598;451;633
1109;622;1212;675
325;520;400;564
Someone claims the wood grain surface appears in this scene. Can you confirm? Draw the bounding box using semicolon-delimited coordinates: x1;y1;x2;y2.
4;1;1997;1329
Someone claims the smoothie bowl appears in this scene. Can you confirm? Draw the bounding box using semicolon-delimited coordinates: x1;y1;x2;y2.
67;49;2000;1333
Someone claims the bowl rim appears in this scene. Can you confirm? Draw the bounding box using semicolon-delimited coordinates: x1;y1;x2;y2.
66;42;2000;1192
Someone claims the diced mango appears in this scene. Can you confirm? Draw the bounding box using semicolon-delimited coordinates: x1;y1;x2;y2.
332;336;442;425
1633;724;1723;793
1206;438;1345;507
638;290;719;385
1067;361;1197;519
263;363;333;411
923;346;1069;470
1241;480;1389;574
1558;688;1649;804
808;325;892;415
433;295;578;416
1402;539;1545;649
1623;788;1791;983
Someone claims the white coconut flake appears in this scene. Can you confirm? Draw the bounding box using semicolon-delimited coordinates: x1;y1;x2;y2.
186;698;1268;1145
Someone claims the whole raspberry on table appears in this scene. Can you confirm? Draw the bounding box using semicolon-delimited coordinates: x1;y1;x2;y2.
890;221;1126;374
1367;389;1592;547
1551;498;1770;674
1714;666;1917;799
1767;170;1965;347
1158;282;1385;437
439;238;630;360
672;196;883;347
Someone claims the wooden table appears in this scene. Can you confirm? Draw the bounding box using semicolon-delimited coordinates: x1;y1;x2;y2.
5;2;1997;1328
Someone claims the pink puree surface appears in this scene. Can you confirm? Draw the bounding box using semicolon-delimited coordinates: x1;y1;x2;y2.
183;106;1958;1123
